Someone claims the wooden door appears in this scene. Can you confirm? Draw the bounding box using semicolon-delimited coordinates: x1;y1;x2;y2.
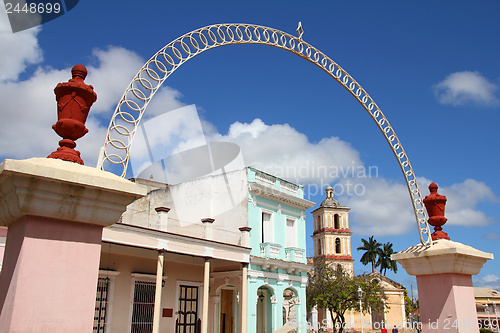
220;289;233;333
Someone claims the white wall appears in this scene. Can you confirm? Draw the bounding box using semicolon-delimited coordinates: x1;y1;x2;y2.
121;169;249;245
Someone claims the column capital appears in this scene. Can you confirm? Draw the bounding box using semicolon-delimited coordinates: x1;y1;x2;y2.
392;239;493;276
0;158;146;227
155;207;170;213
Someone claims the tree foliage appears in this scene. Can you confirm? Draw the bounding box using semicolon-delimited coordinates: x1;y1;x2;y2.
404;289;414;316
307;259;387;333
377;242;398;276
357;236;381;272
357;237;398;276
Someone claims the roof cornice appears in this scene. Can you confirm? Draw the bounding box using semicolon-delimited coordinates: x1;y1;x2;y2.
248;182;315;210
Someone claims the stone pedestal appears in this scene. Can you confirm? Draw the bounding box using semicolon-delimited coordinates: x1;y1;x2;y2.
392;239;493;333
0;158;146;333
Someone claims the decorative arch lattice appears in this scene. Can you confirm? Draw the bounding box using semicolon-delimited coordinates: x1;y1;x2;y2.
97;23;432;246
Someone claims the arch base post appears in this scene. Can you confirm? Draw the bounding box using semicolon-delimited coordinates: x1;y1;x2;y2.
0;158;146;332
392;239;493;333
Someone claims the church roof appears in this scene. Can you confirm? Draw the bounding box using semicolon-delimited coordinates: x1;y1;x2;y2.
367;271;405;290
320;196;341;208
319;186;344;208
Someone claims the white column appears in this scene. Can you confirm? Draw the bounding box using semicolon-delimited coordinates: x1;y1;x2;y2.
239;227;251;247
155;207;170;231
152;250;164;333
202;218;215;240
201;258;210;333
241;263;248;333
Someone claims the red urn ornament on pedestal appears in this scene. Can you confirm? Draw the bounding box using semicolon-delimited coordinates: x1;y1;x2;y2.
423;182;450;241
47;64;97;165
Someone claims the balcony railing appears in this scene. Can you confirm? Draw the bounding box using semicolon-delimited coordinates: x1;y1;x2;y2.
260;242;281;258
254;170;299;196
285;247;304;262
255;172;276;187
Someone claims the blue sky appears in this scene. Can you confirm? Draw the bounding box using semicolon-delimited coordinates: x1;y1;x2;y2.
1;0;499;295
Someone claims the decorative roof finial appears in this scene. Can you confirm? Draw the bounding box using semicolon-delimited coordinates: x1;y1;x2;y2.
326;186;334;198
423;182;450;241
320;186;340;208
297;21;304;40
47;64;97;165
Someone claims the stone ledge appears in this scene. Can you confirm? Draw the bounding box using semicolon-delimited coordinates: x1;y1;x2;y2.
0;158;146;227
391;239;493;276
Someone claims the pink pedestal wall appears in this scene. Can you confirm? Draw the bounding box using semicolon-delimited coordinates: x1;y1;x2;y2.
417;273;478;333
0;216;102;333
0;158;146;333
393;239;493;333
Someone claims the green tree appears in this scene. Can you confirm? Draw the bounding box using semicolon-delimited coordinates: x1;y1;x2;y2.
357;236;381;272
377;242;398;276
307;259;387;333
403;289;414;317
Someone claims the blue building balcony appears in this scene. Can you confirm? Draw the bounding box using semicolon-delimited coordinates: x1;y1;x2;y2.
259;242;282;258
285;247;305;262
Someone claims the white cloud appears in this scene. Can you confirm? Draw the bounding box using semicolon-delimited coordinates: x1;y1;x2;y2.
433;71;500;107
0;66;69;160
204;118;499;237
0;9;43;81
444;179;497;226
474;274;500;291
129;105;206;177
145;86;187;118
344;178;415;236
210;118;364;185
483;231;500;241
0;44;186;167
345;177;498;237
86;47;145;114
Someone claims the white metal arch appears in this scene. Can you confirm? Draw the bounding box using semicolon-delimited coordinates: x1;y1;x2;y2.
97;23;432;246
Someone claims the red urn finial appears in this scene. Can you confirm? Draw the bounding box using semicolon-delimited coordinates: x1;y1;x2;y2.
423;182;450;241
47;64;97;165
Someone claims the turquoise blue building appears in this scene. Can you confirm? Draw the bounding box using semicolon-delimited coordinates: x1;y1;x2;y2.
246;167;314;332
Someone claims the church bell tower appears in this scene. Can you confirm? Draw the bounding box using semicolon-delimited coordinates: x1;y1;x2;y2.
311;186;353;275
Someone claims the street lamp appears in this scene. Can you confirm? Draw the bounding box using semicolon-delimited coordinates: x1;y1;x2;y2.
358;287;363;333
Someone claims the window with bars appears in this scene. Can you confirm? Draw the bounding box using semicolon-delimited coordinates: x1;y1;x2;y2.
93;277;110;333
177;285;199;333
131;280;156;333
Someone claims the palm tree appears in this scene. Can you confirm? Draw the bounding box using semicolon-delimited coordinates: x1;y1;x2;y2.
357;236;381;272
377;242;398;276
